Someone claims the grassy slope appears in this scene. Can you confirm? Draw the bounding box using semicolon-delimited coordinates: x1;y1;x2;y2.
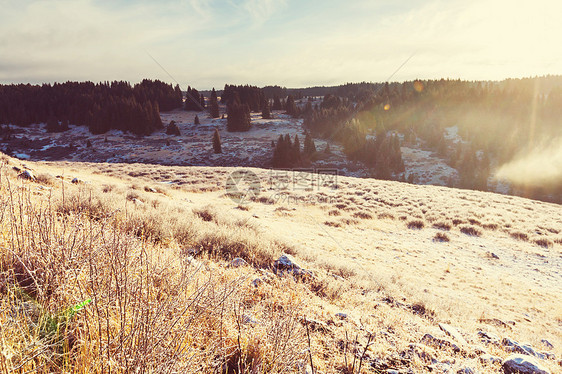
0;153;560;373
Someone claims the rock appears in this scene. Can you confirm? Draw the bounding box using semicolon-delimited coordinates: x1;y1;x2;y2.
131;198;144;205
386;370;400;374
407;343;437;363
229;257;248;268
273;254;313;278
457;367;476;374
478;318;513;329
502;338;546;359
479;354;501;365
335;312;347;320
477;330;500;345
18;170;35;181
541;339;554;350
71;177;82;184
145;187;157;193
251;278;263;287
12;166;21;172
331;273;345;281
502;354;550;374
439;323;468;347
422;333;463;353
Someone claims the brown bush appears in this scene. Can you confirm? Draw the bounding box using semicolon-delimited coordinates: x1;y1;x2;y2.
433;232;450;242
460;225;481;237
407;220;425;229
432;221;452;231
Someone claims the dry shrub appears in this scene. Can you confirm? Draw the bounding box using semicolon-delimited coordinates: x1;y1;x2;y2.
468;218;481;226
460;225;481;237
533;238;553;248
452;218;463;226
407;220;425;230
197;228;277;268
433;232;450;242
101;184;114;193
126;190;140;201
35;173;56;186
340;218;359;226
56;189;115;220
328;209;341;216
0;167;306;372
378;212;396;220
352;211;373;220
193;206;216;222
324;221;342;228
482;222;499;230
432;221;451;231
510;231;529;241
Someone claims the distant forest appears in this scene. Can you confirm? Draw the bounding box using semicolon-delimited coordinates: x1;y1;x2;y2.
0;79;183;135
1;76;561;202
298;76;562;202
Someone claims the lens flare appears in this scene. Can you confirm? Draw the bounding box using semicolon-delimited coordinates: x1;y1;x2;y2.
413;80;424;92
384;104;390;111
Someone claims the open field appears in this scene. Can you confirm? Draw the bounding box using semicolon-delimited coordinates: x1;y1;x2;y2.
1;152;560;373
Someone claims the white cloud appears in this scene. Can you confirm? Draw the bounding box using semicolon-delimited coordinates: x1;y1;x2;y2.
0;0;560;87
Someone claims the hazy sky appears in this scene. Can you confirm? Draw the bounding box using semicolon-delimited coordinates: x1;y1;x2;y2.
0;0;560;89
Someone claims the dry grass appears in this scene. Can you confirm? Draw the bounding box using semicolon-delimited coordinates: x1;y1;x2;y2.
0;156;560;373
352;211;373;220
0;162;308;373
433;232;450;242
509;231;529;241
407;220;425;230
459;225;482;237
533;238;553;248
432;221;452;231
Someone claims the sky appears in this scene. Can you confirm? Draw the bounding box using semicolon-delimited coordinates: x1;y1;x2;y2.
0;0;560;89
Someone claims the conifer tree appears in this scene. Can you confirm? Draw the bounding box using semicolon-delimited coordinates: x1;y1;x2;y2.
213;128;222;153
303;132;316;156
261;98;272;119
209;88;220;118
272;95;282;110
194;115;200;125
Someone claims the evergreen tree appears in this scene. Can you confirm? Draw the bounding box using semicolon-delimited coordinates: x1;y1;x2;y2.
272;95;282;110
226;102;251;132
166;120;180;136
261;98;272;119
285;95;298;117
194;115;200;125
209;88;220;118
213;128;222;154
303;132;316;156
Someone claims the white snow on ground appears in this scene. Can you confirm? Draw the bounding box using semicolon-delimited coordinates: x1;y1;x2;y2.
401;146;458;186
444;125;464;144
14;153;30;159
3;109;515;193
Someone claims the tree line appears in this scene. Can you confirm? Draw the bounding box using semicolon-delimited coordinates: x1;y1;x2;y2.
0;79;185;135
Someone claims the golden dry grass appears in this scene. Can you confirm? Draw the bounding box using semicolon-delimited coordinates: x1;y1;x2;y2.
0;154;560;373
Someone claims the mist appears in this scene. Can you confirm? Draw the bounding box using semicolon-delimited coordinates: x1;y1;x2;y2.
495;137;562;188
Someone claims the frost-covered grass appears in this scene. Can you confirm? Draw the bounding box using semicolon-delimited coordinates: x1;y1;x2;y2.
0;152;560;373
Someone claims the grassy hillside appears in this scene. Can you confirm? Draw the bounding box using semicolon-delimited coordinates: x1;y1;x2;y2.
0;153;560;373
